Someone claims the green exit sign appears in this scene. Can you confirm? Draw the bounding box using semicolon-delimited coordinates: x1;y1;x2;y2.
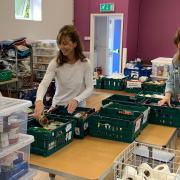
100;3;115;12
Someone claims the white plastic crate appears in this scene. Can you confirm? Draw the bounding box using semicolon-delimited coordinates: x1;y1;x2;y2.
151;57;172;79
0;97;32;148
114;141;180;180
0;134;34;180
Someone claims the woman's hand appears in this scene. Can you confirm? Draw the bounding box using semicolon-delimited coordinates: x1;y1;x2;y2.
158;97;171;107
33;100;44;119
67;99;78;113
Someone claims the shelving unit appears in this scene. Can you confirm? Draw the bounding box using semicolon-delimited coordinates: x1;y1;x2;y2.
32;40;58;81
0;43;33;94
0;96;35;180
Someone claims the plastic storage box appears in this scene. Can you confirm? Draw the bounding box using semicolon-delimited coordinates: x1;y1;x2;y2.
49;106;95;138
151;57;172;79
114;141;180;180
0;97;32;149
142;79;166;93
142;98;180;127
28;114;75;156
101;102;150;130
88;109;143;143
102;94;145;106
0;134;34;180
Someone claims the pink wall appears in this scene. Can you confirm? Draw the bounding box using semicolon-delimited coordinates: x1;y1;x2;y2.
75;0;180;63
137;0;180;62
74;0;132;51
126;0;141;60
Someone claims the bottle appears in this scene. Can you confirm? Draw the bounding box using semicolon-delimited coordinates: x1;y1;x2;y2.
8;115;20;144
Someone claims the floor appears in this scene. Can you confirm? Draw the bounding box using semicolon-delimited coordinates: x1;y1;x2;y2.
31;90;180;180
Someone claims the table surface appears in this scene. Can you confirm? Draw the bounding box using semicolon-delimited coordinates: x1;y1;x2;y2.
30;136;129;180
30;90;177;179
136;124;177;146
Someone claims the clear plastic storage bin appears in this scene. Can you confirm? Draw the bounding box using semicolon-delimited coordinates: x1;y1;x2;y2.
0;134;34;180
151;57;172;79
0;97;32;148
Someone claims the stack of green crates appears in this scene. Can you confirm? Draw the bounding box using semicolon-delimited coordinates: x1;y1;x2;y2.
142;98;180;127
88;106;144;143
0;70;12;82
49;106;95;138
102;103;150;130
103;77;126;90
102;94;145;106
142;80;166;93
28;114;75;156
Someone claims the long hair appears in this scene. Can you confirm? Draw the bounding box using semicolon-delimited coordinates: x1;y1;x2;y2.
173;28;180;64
56;25;86;66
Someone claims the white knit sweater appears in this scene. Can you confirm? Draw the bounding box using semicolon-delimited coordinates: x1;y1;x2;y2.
36;58;94;107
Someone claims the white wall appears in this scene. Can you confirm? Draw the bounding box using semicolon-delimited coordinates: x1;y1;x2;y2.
95;16;108;75
0;0;74;40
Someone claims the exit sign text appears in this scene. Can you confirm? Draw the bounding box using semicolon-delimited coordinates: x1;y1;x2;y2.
100;3;115;12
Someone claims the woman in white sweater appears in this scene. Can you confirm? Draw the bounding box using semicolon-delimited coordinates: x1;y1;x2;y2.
33;25;94;119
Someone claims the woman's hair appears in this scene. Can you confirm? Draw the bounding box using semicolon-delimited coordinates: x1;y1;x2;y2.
56;25;86;66
173;28;180;46
173;28;180;64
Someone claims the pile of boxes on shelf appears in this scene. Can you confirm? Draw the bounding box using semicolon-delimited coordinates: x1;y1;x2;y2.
31;40;58;80
0;96;35;179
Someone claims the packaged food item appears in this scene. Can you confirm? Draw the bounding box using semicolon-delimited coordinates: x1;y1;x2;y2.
8;115;20;144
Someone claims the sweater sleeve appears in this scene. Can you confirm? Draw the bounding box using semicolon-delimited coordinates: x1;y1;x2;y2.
165;64;174;96
36;59;56;101
74;60;94;103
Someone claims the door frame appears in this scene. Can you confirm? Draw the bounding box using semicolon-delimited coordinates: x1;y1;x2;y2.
90;13;124;73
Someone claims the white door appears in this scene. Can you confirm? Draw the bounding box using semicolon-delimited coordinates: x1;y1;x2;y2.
90;13;123;75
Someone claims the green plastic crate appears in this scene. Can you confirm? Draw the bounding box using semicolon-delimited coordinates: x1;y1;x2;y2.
102;94;145;106
103;77;125;90
142;80;166;93
95;78;104;89
27;114;75;156
136;90;164;100
101;103;150;130
49;106;95;139
142;98;180;127
88;112;143;143
0;70;12;82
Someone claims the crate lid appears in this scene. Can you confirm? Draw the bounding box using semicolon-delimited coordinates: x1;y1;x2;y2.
151;57;172;64
0;133;34;158
0;97;32;116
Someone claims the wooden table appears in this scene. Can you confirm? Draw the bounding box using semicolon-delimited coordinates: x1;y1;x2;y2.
30;90;178;179
136;124;177;148
30;136;129;180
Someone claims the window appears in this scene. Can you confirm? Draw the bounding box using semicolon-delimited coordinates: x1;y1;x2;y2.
15;0;42;21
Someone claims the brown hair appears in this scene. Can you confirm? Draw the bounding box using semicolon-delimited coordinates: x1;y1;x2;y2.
173;28;180;64
56;25;86;66
173;28;180;46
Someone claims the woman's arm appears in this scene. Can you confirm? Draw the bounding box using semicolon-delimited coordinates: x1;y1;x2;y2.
34;59;56;118
74;60;94;103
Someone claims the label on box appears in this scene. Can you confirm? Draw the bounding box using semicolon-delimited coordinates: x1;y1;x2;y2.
75;127;80;135
135;118;142;133
127;80;141;88
65;123;72;132
142;107;150;124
